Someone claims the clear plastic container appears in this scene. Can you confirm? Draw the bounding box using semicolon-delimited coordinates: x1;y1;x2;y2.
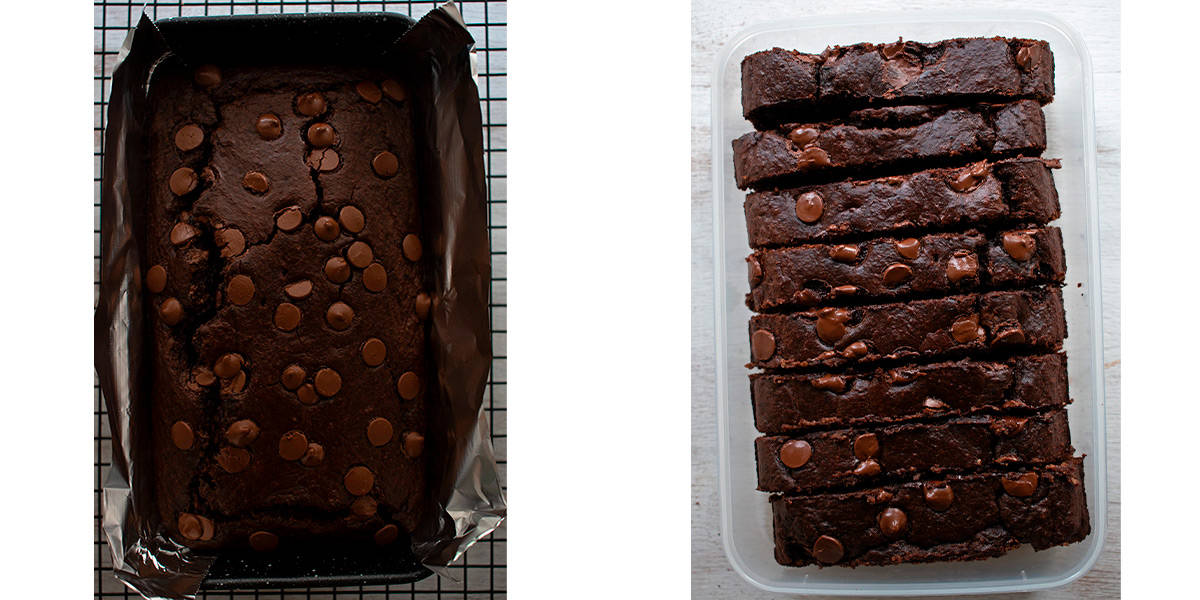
710;10;1106;596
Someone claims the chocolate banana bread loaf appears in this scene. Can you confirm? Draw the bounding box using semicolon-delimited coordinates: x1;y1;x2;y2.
742;38;1054;128
770;458;1089;567
751;353;1069;434
144;60;431;552
733;100;1047;190
755;410;1073;493
747;227;1065;311
743;157;1061;248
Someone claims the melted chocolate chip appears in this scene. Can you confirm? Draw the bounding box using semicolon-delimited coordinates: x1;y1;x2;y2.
815;307;850;343
946;250;979;283
882;263;913;286
852;458;881;476
794;191;824;223
924;483;954;511
949;162;990;192
811;375;847;392
829;244;859;262
751;329;776;361
853;433;879;460
950;315;984;343
877;508;908;537
811;535;844;564
779;440;812;468
1002;231;1037;261
895;238;920;259
787;127;819;146
1002;472;1039;497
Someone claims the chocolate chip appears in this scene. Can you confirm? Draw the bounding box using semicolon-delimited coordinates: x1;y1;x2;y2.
367;417;394;447
951;315;984;343
877;508;907;537
146;265;167;293
296;92;327;117
816;307;850;343
374;524;400;546
995;326;1026;345
169;167;198;196
296;383;318;405
198;515;214;541
363;263;388;292
278;430;309;461
402;234;423;261
797;146;832;168
811;375;847;392
747;256;763;287
226;275;255;305
853;433;879;460
356;81;383;103
779;440;812;468
882;263;913;286
215;227;246;258
344;466;375;495
193;65;221;88
174;124;204;152
415;293;432;320
242;171;269;194
843;341;868;358
880;39;906;59
326;302;354;330
811;535;844;564
1002;231;1037;261
214;353;243;378
227;370;247;394
924;483;954;511
787;127;819;146
990;416;1029;436
1001;472;1039;497
351;496;378;517
794;191;824;223
307;122;336;148
306;148;340;172
170;222;198;246
159;298;184;325
324;256;351;283
314;216;340;242
314;368;342;397
852;458;881;476
249;531;278;552
361;338;387;366
949;162;989;192
896;238;920;259
1016;45;1042;70
403;432;424;457
396;371;420;400
276;207;303;232
347;241;374;268
831;285;858;297
281;365;306;390
338;205;365;233
171;421;194;450
178;513;203;540
924;398;948;410
372;151;399;177
256;113;282;140
829;244;859;262
225;419;260;447
381;79;407;101
194;367;216;387
274;303;301;331
216;446;250;473
946;250;979;283
300;442;325;466
751;329;776;361
284;279;313;299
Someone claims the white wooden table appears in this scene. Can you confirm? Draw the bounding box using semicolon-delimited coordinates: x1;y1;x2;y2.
690;1;1120;597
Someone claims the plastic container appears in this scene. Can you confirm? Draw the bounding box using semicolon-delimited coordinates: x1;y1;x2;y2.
711;10;1106;596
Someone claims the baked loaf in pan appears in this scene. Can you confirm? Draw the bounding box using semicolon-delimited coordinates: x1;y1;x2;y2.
742;38;1054;128
144;62;431;551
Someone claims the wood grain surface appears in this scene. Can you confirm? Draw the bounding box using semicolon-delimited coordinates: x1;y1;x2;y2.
689;1;1120;598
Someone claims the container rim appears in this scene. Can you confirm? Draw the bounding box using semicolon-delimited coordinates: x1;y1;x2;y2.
710;9;1108;596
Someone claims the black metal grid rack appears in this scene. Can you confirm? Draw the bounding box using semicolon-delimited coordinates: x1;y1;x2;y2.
94;1;507;597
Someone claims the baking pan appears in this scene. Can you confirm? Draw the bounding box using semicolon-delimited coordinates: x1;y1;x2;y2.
98;8;499;595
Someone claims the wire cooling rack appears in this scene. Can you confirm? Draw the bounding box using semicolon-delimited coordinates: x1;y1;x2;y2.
94;1;506;598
